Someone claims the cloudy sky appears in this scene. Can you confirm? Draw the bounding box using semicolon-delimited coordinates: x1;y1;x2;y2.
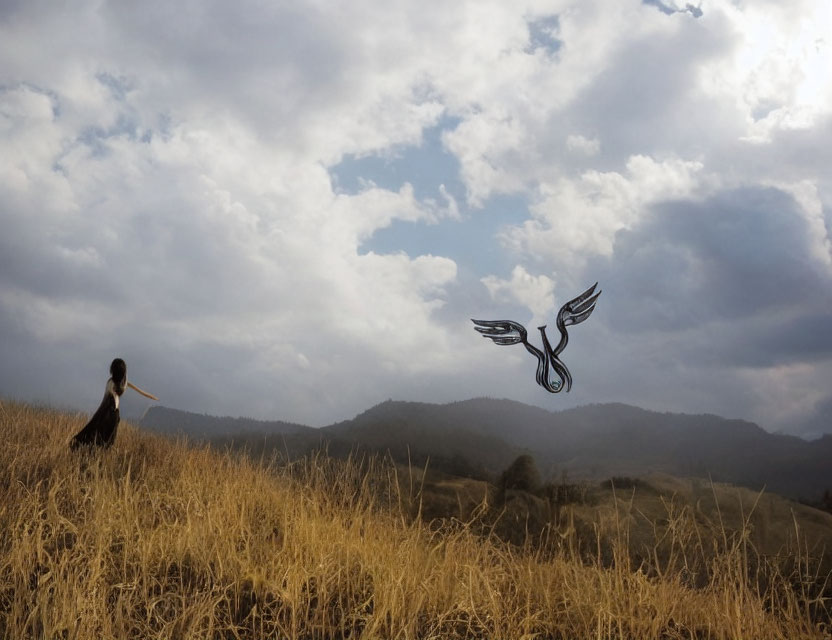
2;0;831;437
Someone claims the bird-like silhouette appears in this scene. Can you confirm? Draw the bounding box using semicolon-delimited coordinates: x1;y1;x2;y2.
472;283;601;393
70;358;158;449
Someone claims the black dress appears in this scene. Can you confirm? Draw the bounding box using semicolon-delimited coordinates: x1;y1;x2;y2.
70;380;122;449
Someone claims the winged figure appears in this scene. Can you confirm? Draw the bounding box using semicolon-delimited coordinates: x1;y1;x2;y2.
70;358;159;449
472;283;600;393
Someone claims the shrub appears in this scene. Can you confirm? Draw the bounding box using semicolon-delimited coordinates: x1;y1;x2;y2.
499;454;541;494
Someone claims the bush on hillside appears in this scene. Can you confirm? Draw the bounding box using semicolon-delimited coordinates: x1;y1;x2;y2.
498;454;541;494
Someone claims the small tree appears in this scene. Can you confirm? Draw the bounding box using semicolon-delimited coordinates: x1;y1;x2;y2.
499;454;541;494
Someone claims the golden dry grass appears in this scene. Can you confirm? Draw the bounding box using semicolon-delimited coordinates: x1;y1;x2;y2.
0;399;829;639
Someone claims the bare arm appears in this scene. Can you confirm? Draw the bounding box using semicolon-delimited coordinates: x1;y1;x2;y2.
127;381;159;401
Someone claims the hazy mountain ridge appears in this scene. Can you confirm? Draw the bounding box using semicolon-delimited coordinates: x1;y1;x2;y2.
140;399;831;501
322;399;528;475
141;405;315;439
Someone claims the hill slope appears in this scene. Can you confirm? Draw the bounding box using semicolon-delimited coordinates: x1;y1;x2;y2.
2;400;830;638
141;405;315;439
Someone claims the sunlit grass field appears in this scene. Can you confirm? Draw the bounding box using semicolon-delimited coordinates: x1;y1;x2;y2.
0;399;829;639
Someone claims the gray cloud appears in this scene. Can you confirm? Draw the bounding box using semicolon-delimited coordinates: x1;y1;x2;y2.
560;18;734;169
605;187;832;333
565;185;832;433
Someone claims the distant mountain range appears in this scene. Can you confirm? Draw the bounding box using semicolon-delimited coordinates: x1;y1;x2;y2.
138;405;313;439
140;399;832;501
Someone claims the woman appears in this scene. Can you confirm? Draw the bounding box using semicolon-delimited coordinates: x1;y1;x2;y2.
70;358;158;449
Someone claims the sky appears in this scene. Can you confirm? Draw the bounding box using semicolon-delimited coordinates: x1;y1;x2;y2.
1;1;831;438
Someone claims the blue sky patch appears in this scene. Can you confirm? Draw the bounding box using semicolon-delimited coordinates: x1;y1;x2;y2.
362;193;529;275
331;118;529;274
526;15;562;55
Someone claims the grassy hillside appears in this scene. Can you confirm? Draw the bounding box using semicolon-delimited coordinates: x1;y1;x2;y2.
1;400;830;639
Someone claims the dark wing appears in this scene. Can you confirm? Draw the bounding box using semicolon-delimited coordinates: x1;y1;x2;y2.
558;282;601;328
474;318;564;392
70;391;120;449
471;319;529;346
